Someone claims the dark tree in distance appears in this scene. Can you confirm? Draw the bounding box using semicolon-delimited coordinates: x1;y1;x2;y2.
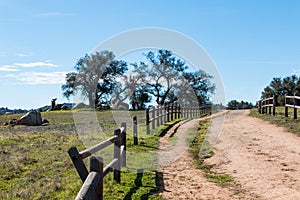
62;51;127;108
261;75;300;106
133;49;215;106
227;100;253;110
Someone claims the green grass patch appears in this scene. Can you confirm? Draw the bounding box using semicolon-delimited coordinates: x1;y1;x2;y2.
0;110;167;200
190;119;235;187
250;107;300;136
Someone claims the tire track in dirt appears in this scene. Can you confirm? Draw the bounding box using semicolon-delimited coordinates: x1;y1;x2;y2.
205;110;300;200
158;111;247;200
159;110;300;199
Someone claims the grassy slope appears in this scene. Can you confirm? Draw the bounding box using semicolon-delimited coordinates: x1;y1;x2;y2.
0;110;164;200
250;107;300;136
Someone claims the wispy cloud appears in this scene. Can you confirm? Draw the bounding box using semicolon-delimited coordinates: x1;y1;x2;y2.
14;60;57;68
36;12;74;17
292;69;300;75
0;60;58;71
6;71;67;85
16;52;35;57
0;65;19;72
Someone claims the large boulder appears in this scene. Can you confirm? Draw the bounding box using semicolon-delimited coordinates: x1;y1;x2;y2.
17;111;43;126
72;103;89;110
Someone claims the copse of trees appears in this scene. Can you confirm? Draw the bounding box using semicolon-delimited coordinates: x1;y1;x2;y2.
62;49;215;110
261;75;300;106
227;100;253;110
62;51;127;108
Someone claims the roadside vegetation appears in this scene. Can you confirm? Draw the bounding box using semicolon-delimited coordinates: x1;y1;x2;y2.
189;119;235;187
0;110;167;200
250;107;300;136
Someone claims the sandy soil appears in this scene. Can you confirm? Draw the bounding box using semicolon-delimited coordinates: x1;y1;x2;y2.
159;110;300;200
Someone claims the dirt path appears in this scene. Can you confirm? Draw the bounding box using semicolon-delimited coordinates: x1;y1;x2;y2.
159;110;300;200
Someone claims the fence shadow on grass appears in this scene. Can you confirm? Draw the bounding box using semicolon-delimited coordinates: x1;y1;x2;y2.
124;170;166;200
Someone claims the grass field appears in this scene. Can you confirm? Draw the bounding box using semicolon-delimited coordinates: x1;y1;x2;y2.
250;107;300;136
0;109;166;200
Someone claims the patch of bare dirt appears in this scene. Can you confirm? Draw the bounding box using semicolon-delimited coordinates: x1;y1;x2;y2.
158;110;300;199
205;110;300;200
158;111;244;200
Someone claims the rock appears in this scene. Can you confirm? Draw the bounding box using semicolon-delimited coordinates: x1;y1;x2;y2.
41;119;50;126
17;111;42;126
72;103;89;110
61;105;70;110
9;119;18;125
42;119;49;124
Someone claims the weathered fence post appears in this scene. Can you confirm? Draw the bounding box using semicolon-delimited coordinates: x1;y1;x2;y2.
285;95;288;117
294;94;297;119
167;105;170;122
75;172;101;200
171;105;174;121
152;108;155;130
178;105;181;119
133;116;138;145
113;129;121;184
258;100;262;114
268;97;272;114
174;105;177;119
156;106;160;127
68;146;89;183
146;109;150;134
272;95;276;116
159;106;163;125
90;156;103;200
163;105;166;124
120;122;126;167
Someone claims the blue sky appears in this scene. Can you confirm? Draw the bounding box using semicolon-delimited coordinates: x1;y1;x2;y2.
1;0;300;109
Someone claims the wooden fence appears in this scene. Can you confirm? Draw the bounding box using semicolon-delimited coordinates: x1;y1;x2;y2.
284;95;300;119
257;94;300;119
68;123;126;200
145;105;211;134
69;104;211;199
257;96;275;115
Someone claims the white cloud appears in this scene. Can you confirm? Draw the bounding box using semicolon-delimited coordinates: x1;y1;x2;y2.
6;71;67;85
14;60;57;68
16;52;35;57
0;65;19;72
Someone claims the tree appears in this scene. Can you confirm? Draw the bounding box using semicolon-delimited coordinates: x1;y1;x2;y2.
133;49;215;106
62;51;127;108
261;75;299;106
227;100;253;110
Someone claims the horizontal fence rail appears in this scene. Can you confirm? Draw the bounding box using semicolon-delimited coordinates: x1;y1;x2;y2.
257;94;300;119
145;104;211;134
68;123;127;200
285;94;300;119
69;104;213;199
257;96;276;115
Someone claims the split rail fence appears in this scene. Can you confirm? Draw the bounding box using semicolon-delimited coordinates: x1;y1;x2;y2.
284;95;300;119
68;104;212;199
145;105;211;134
257;94;300;119
68;123;126;200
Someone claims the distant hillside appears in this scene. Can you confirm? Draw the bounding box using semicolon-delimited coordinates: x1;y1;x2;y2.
0;107;28;115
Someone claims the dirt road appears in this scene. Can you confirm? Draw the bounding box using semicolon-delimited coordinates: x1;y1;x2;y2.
160;110;300;200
